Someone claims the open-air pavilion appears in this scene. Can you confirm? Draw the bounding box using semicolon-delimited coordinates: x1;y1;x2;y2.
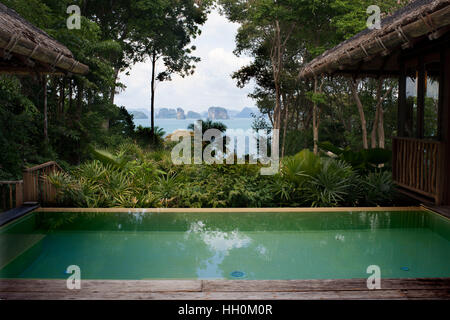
301;0;450;208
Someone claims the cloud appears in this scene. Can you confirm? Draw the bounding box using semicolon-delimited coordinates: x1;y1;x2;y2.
115;9;255;113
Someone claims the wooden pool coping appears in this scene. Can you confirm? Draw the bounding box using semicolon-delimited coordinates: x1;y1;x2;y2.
35;206;424;213
1;278;449;300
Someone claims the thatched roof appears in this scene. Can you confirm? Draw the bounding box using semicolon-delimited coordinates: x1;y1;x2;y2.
0;2;88;75
300;0;450;79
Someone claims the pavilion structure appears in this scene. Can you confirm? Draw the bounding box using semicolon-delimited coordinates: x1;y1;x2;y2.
300;0;450;205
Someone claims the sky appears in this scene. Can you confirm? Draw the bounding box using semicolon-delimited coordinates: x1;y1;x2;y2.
115;9;256;113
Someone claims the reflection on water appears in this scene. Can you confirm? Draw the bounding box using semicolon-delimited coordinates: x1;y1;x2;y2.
185;221;253;278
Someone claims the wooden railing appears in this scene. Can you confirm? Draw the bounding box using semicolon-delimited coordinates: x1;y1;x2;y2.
392;137;445;204
22;161;62;205
0;181;23;211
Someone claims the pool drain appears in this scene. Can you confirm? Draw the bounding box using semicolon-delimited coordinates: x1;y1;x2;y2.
231;271;245;278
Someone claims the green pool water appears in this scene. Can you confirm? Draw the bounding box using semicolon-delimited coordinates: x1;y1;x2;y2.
0;210;449;280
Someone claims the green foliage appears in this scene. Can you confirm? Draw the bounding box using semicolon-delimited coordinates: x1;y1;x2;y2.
135;126;166;149
281;149;321;187
187;120;228;133
48;144;395;208
305;159;360;207
362;171;395;206
318;141;392;173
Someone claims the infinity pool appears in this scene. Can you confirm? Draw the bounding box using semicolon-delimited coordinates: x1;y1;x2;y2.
0;209;449;280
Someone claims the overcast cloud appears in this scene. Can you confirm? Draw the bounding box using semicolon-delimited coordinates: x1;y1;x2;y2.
115;9;255;113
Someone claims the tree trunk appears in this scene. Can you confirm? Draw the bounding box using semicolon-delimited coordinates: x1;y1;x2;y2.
313;78;324;155
69;78;73;115
371;78;383;148
77;80;84;120
378;106;385;148
350;79;368;149
371;79;392;149
110;67;120;104
150;52;157;142
371;104;381;148
313;78;319;155
281;92;289;158
59;77;65;120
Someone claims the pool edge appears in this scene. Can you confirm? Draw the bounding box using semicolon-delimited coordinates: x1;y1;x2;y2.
34;206;424;213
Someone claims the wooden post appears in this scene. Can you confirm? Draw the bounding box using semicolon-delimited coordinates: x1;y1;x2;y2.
9;185;13;209
441;47;450;204
417;56;425;139
15;181;23;208
23;171;36;203
392;137;398;182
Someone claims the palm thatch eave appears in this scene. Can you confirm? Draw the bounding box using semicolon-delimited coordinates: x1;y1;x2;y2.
0;2;89;75
300;0;450;79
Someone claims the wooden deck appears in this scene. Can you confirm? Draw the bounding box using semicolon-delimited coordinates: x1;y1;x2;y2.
0;204;39;227
1;278;449;300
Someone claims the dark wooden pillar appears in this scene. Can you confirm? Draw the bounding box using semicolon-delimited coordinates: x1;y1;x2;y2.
416;56;425;139
441;48;450;205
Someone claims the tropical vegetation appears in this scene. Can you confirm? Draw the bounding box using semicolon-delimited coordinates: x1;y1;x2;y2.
0;0;415;208
47;143;396;208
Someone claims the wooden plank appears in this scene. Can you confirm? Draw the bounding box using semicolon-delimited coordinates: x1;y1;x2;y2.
1;279;449;300
0;279;202;293
2;289;449;300
0;290;407;300
24;161;62;173
202;279;450;292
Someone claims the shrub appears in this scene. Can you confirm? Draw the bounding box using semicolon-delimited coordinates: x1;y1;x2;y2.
304;159;361;207
281;149;321;187
362;170;395;206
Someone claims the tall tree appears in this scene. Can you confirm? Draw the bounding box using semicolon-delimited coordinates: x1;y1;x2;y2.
132;0;211;139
